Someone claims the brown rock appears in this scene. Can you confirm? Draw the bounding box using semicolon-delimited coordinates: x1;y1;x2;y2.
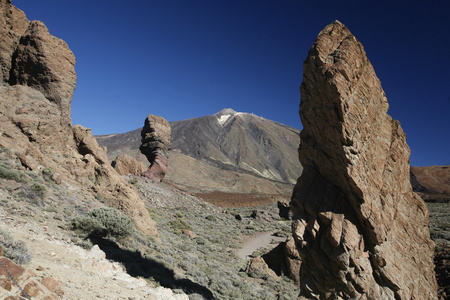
9;20;76;128
0;245;3;256
0;1;158;238
140;114;171;182
0;0;29;83
290;21;437;299
72;125;158;238
112;153;146;176
182;229;195;238
0;257;25;280
245;256;277;279
41;277;61;293
23;280;45;298
277;200;292;220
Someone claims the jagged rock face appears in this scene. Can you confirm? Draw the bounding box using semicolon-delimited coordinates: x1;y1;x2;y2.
0;0;28;83
9;20;76;127
0;0;157;238
290;21;437;299
140;114;171;183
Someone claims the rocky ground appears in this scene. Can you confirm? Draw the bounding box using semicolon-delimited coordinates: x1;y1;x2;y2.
0;148;299;299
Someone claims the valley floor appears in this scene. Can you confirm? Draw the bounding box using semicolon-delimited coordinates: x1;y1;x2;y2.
1;172;449;299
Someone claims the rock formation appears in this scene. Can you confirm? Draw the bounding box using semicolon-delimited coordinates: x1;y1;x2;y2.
140;114;171;182
290;21;437;299
0;256;64;299
112;153;146;176
0;0;157;237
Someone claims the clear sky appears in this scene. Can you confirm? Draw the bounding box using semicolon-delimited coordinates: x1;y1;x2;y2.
14;0;449;167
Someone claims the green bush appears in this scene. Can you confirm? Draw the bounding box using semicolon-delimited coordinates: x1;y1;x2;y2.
0;162;28;183
0;228;31;264
31;183;46;198
167;218;192;235
71;207;134;237
205;215;217;221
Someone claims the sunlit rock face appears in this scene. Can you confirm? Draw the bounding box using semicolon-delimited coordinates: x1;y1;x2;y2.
0;0;158;238
140;114;171;183
290;20;437;299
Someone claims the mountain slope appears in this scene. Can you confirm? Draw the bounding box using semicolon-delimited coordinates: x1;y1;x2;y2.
411;165;450;194
96;109;302;195
170;108;302;184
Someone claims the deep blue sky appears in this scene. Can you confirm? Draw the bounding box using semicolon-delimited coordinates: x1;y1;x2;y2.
14;0;449;167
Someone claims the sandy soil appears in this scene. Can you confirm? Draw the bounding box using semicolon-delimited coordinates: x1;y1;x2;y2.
237;232;286;260
0;213;187;300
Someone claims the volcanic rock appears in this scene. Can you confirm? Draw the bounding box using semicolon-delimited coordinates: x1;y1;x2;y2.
0;256;63;299
0;0;157;238
140;114;171;182
290;21;437;299
112;153;146;176
9;20;76;128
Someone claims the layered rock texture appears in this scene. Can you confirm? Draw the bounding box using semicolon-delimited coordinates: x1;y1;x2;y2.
290;21;437;299
0;256;64;299
140;114;171;182
0;0;157;237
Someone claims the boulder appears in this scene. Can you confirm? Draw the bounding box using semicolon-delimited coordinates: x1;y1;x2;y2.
112;153;146;176
290;21;437;299
0;257;63;298
140;114;171;182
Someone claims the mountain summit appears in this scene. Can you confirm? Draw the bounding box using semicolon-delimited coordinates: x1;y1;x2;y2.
214;108;238;116
170;110;302;184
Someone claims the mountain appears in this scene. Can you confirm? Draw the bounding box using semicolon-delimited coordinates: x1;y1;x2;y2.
171;108;302;184
96;109;303;196
410;165;450;203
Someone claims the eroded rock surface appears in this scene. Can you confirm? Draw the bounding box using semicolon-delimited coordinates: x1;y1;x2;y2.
290;21;437;299
0;256;64;299
112;153;146;176
0;0;157;238
140;114;171;182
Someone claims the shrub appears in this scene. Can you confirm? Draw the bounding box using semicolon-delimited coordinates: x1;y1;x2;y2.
0;162;28;183
167;217;192;236
0;228;31;264
71;207;134;238
31;183;46;198
205;215;217;221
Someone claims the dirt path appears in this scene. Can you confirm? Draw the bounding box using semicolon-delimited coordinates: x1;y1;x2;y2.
0;214;188;300
237;232;285;260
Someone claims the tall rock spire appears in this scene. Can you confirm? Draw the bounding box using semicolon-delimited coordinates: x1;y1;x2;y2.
140;114;171;183
290;20;437;299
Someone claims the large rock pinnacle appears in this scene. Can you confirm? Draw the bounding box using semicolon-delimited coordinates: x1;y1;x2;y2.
140;114;171;183
291;21;437;299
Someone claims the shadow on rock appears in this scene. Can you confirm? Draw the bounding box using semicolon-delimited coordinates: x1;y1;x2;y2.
88;235;215;299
